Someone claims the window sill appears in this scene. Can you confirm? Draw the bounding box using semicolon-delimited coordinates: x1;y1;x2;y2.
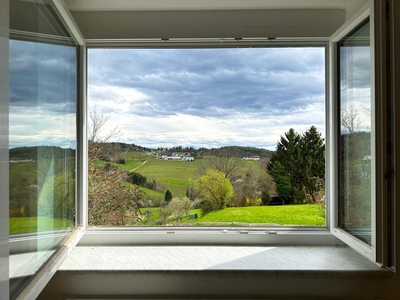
59;245;389;279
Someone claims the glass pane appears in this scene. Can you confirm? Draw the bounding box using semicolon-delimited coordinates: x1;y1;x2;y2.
338;19;372;244
87;47;326;227
9;1;76;298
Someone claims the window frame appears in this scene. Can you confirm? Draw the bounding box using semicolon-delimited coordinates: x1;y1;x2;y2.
329;2;376;262
6;0;86;299
62;0;392;267
80;38;334;241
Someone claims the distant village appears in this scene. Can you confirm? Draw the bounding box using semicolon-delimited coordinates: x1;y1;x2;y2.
159;152;195;161
158;151;261;162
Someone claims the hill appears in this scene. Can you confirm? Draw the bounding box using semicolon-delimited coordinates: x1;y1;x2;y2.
200;146;273;158
10;146;75;160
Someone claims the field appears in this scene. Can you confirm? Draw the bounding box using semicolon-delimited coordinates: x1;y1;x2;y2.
10;217;75;234
131;155;264;198
139;204;324;226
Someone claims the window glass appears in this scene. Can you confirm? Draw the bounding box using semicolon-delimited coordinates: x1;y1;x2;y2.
338;19;372;244
88;47;326;228
9;0;76;298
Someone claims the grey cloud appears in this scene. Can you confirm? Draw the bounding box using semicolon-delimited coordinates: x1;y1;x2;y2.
89;47;325;119
9;40;76;112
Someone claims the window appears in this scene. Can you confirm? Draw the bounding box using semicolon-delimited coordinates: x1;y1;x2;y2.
8;0;78;298
87;46;327;228
338;18;372;245
1;1;398;299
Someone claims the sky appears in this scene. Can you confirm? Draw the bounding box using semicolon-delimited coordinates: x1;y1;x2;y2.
8;41;370;151
9;40;76;149
88;47;326;150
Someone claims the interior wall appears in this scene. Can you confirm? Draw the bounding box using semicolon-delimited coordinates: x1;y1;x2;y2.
71;9;345;39
38;1;400;299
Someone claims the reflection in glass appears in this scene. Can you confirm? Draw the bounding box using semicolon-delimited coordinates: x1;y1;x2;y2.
9;1;76;297
338;19;371;244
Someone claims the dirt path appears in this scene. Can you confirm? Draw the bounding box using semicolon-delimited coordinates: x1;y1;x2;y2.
130;160;147;172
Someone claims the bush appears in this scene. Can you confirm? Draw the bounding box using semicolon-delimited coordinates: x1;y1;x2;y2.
164;190;172;202
129;172;147;186
89;161;143;226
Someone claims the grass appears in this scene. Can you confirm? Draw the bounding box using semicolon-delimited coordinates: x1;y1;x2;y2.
134;158;201;197
137;205;324;227
191;204;325;226
133;157;264;198
10;217;74;234
140;187;165;204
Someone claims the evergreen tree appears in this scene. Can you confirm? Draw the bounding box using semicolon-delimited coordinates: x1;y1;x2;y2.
268;128;303;203
301;126;325;202
164;190;172;202
268;127;325;203
270;161;292;204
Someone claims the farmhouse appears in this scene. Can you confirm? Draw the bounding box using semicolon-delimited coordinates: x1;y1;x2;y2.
242;156;260;161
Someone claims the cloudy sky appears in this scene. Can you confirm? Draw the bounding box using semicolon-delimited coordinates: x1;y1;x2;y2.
9;40;370;151
88;47;326;150
9;39;76;149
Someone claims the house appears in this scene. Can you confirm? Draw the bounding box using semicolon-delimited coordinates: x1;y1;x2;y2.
183;156;194;161
1;0;400;299
242;156;260;161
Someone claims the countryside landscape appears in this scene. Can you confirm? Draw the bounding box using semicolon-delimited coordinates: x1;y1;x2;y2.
86;121;327;227
9;124;373;232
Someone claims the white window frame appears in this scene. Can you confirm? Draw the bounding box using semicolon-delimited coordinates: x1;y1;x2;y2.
329;2;377;262
74;1;392;263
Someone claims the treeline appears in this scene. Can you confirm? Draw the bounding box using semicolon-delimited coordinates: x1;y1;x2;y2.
202;146;273;158
10;146;75;160
109;142;148;152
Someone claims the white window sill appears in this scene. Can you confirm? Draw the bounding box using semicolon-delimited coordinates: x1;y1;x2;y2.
59;245;389;278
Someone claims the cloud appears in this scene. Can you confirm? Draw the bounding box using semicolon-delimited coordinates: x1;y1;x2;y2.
87;47;326;149
9;40;76;148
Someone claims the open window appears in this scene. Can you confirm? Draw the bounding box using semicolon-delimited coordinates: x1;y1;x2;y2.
329;1;394;266
86;45;328;229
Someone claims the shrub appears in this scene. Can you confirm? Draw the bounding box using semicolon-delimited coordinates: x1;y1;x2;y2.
129;172;147;186
164;190;172;202
88;160;143;226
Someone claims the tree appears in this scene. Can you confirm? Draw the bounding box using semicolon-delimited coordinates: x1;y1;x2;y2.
268;127;325;203
164;190;172;202
88;106;122;162
192;169;234;213
341;104;361;134
89;106;121;143
270;161;292;204
209;148;242;180
161;197;191;224
268;128;303;203
88;163;143;226
301;126;325;202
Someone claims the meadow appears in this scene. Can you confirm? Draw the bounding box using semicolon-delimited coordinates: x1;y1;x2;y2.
132;155;264;198
140;204;324;226
10;217;74;234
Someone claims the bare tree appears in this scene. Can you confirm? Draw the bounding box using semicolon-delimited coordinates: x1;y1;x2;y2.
89;106;121;142
360;103;371;117
209;148;242;180
341;104;361;134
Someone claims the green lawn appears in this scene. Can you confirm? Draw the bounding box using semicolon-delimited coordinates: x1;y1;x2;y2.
137;204;324;227
192;204;325;226
10;217;74;234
